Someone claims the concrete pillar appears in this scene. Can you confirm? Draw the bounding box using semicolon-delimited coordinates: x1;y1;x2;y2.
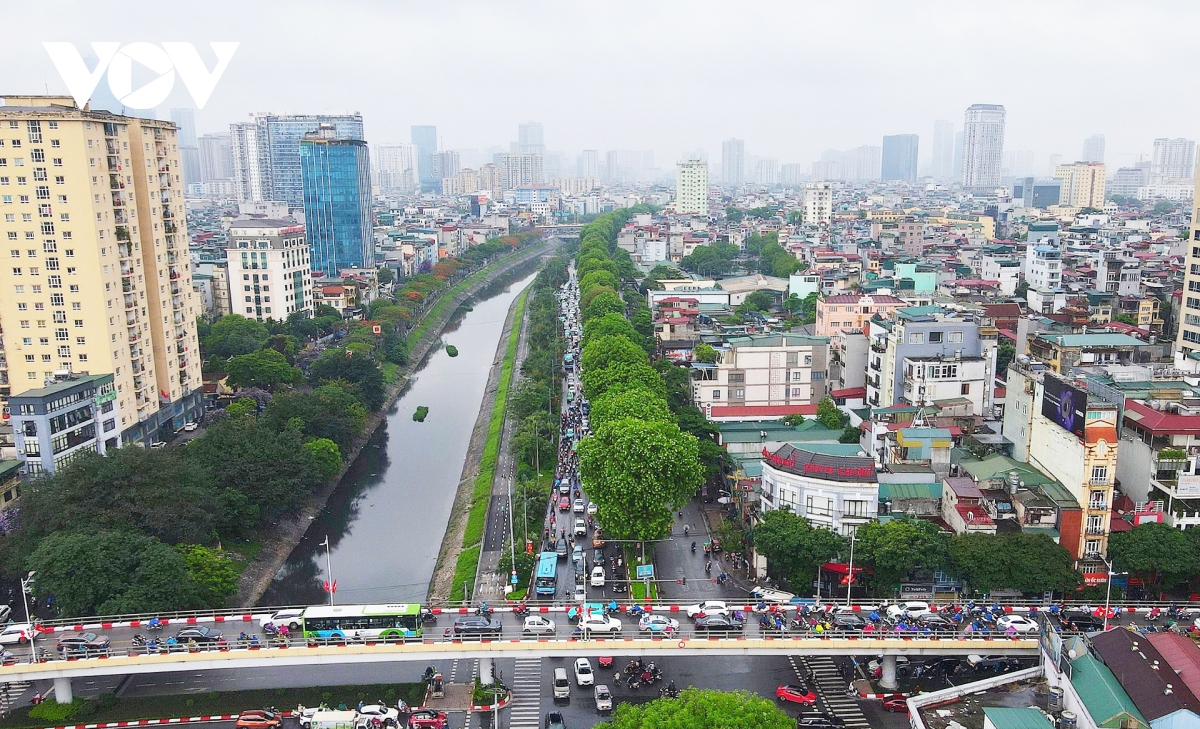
479;656;494;685
53;676;73;704
878;655;898;691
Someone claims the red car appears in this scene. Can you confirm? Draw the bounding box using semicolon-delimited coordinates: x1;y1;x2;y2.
235;711;282;729
775;684;817;705
558;497;570;511
407;709;447;729
881;698;909;714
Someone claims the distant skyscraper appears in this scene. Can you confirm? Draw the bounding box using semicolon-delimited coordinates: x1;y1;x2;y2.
1054;162;1107;209
300;125;374;274
198;133;233;182
881;134;919;182
434;150;461;182
579;150;599;178
230;122;265;202
498;153;544;188
932;121;955;181
1082;135;1106;164
373;143;417;192
170;108;197;147
478;163;503;194
812;146;880;182
411;125;439;186
780;163;806;186
675;159;708;215
961;104;1005;190
517;122;545;154
722;138;745;185
604;150;641;184
754;158;778;185
229;113;365;205
1152;137;1195;181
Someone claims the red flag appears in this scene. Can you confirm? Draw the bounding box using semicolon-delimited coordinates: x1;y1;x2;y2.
324;580;338;593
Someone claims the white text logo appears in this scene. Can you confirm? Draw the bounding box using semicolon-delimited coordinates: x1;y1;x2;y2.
43;42;239;109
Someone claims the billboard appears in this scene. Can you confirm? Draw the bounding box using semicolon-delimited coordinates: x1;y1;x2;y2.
1042;374;1087;438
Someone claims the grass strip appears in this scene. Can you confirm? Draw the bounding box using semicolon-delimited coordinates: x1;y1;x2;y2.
448;286;530;602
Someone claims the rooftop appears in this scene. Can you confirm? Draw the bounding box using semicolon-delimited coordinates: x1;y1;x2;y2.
1069;653;1146;728
9;373;112;403
980;707;1054;729
1032;332;1146;348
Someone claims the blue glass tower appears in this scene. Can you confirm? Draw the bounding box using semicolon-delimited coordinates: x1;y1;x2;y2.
300;125;374;275
259;114;364;206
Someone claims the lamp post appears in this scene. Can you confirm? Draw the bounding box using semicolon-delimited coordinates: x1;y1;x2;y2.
321;536;334;606
1089;552;1124;631
845;531;857;608
20;571;35;663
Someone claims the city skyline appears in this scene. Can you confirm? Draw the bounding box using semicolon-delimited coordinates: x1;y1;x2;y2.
3;1;1197;172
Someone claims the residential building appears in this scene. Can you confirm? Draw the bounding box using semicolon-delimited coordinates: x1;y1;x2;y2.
0;96;204;448
1110;165;1150;197
881;134;919;182
0;460;19;509
1081;134;1105;164
1026;244;1063;290
901;353;991;415
300;124;374;274
516;122;544;154
373;143;416;192
230;121;264;203
753;158;778;185
961;104;1006;190
478;163;502;195
815;294;905;340
812;146;880;182
1027;332;1149;374
226;220;313;322
802;182;833;225
1092;248;1141;297
932;120;956;181
674;159;708;215
411;125;438;186
1152;137;1195;182
691;334;830;412
759;444;877;536
579;149;599;178
433;150;460;182
1117;398;1200;528
10;372;117;476
197;133;232;183
498;152;544;188
980;256;1021;295
721;138;744;185
1013;178;1062;208
171;108;199;187
941;477;997;535
780;163;806;185
1055;162;1107;209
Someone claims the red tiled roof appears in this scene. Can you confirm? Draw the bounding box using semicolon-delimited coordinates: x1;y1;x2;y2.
1145;633;1200;700
1124;399;1200;435
830;387;867;399
956;504;993;525
708;404;818;419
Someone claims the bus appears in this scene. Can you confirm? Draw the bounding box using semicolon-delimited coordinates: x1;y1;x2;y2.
301;604;423;642
535;551;559;597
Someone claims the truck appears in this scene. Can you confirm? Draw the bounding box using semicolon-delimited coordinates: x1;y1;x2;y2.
305;711;358;729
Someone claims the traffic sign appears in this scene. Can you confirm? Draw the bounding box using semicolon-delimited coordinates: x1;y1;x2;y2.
636;565;654;580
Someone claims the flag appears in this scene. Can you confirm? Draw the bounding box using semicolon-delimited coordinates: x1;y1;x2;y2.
324;580;337;594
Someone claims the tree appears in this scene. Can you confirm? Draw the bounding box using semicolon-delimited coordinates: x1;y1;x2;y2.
854;517;949;588
752;510;847;589
583;312;642;349
1109;522;1198;593
590;387;673;429
581;284;619;312
839;425;861;444
581;361;667;402
583;291;625;322
947;533;1078;595
225;348;304;390
225;397;258;419
263;386;367;456
579;270;619;295
262;334;300;362
681;243;737;277
175;544;240;605
596;688;793;729
1014;280;1030;299
376;268;395;285
758;241;802;277
308;349;386;411
631;308;654;341
725;207;745;224
816;397;847;430
996;342;1016;375
306;438;344;481
203;315;270;359
736;291;776;315
578;418;704;541
693;342;718;364
512;411;557;471
787;210;802;225
581;334;649;374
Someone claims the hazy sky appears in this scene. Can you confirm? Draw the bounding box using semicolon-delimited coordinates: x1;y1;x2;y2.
4;0;1197;171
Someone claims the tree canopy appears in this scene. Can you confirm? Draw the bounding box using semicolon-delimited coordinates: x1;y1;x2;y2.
854;517;949;588
203;315;270;359
581;334;649;375
948;532;1081;594
753;510;847;590
596;688;793;729
589;387;674;429
225;348;304;390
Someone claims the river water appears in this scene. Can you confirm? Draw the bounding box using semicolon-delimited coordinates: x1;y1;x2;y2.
258;269;539;607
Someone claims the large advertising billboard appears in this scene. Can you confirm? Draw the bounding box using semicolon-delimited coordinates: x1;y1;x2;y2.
1042;374;1087;439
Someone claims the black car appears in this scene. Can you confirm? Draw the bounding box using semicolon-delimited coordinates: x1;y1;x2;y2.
832;614;866;631
917;614;955;630
176;626;223;643
544;711;566;729
446;616;502;638
56;632;111;654
797;712;845;727
695;614;744;632
1061;613;1105;632
592;548;605;566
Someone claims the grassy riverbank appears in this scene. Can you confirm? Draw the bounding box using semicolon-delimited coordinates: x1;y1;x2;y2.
447;286;530;602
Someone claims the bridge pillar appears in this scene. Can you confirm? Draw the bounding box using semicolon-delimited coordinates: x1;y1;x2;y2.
878;655;899;691
52;677;73;705
479;656;495;685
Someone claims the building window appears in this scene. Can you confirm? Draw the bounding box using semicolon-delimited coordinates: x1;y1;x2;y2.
712;390;721;400
948;331;964;343
806;495;833;518
1091;465;1108;485
908;332;924;344
961;383;971;395
928;331;943;343
844;500;868;517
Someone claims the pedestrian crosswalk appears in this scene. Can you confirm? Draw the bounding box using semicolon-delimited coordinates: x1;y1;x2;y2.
0;682;30;714
793;655;870;729
507;657;544;729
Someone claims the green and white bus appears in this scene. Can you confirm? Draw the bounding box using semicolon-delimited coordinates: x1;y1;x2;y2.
301;604;423;641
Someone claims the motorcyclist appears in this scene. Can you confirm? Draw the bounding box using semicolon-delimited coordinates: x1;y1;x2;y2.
690;541;697;553
147;617;162;631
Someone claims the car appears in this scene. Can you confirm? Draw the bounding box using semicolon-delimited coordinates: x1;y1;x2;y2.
573;519;587;536
354;706;398;729
544;711;566;729
574;657;594;686
881;698;909;714
587;503;598;516
558;497;571;511
885;601;931;620
685;600;728;618
572;584;587;602
571;544;584;565
592;548;605;566
407;709;448;729
446;616;502;638
796;712;845;727
751;587;797;604
0;605;12;623
774;683;817;705
997;615;1038;634
639;614;679;633
182;422;198;432
1061;613;1105;632
235;711;282;729
262;609;304;631
695;614;744;632
523;615;557;635
917;614;955;630
590;566;605;588
175;625;223;643
594;684;613;712
577;615;622;634
150;441;167;449
868;656;910;677
573;499;586;513
556;538;569;558
56;632;111;654
0;623;34;645
832;614;866;631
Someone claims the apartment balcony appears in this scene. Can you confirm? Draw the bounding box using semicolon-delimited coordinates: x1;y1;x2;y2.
178;357;187;370
125;314;137;327
164;223;177;234
171;295;183;310
130;362;145;374
121;278;133;293
105;140;119;154
166;253;178;265
1088;501;1107;511
116;226;130;242
1085;525;1107;536
172;313;184;326
175;328;186;340
111;193;125;207
170;283;182;296
169;267;181;280
106;157;119;172
174;343;188;354
133;376;145;391
128;332;139;344
870;341;888;354
162;208;174;219
869;358;882;372
1089;477;1111;486
130;347;142;359
153;129;164;141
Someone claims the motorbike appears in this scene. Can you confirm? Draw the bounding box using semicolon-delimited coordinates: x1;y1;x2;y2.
263;622;280;637
512;603;530;618
132;633;148;647
659;681;680;699
626;675;641;690
146;618;164;632
419;607;438;625
475;605;493;618
624;659;643;675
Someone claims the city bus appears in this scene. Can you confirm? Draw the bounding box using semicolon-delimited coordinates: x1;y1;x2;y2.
300;604;423;642
535;551;559;597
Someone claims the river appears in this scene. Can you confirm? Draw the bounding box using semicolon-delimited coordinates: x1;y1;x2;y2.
258;269;539;607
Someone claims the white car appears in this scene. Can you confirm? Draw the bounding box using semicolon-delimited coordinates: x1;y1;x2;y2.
590;566;605;588
577;615;622;634
868;656;910;676
572;584;587;603
261;609;304;631
574;657;594;686
594;684;613;712
885;601;932;621
0;623;34;645
639;614;679;633
997;615;1038;634
686;601;728;618
182;422;198;432
573;499;586;513
574;519;587;536
354;706;398;729
522;615;556;635
587;503;598;516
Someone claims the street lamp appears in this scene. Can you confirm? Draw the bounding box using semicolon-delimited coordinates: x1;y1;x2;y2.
845;531;857;608
1087;552;1125;631
320;536;335;606
20;571;36;663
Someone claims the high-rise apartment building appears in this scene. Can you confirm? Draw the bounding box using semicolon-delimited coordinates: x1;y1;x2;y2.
1176;162;1200;356
198;133;233;182
226;220;313;322
1082;135;1105;164
300;125;374;275
0;96;204;451
478;163;503;195
780;163;806;186
373;143;416;192
721;138;745;186
499;153;544;188
881;134;919;182
932;120;955;181
1054;162;1107;209
753;158;778;185
802;182;832;225
961;104;1005;190
228;114;365;206
171;108;200;188
411;125;438;186
230;122;264;202
434;150;461;182
579;149;599;179
517;122;544;154
1109;165;1151;197
1152;137;1195;182
812;146;880;182
674;159;708;215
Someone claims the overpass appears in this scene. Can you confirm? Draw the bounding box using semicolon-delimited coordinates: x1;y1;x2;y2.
3;635;1039;703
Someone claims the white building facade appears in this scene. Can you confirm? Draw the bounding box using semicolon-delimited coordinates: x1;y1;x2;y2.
674;160;709;215
760;445;878;536
226;220;314;322
802;182;833;225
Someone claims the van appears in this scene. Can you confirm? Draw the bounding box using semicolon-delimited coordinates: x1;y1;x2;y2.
590;566;605;587
306;710;358;729
552;667;570;699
